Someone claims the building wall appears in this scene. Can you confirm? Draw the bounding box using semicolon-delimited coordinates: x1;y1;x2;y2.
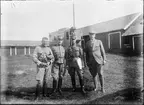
122;34;143;55
82;29;124;53
1;46;36;56
122;36;133;54
96;32;109;51
133;35;143;54
12;47;15;55
30;47;35;54
17;47;24;55
1;47;10;56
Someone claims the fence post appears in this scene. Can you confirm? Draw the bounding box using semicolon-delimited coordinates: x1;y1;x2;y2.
15;47;17;55
28;47;30;55
10;47;12;56
24;47;26;55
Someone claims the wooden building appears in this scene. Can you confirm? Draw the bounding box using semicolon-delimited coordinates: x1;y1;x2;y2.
1;13;143;56
122;22;143;55
78;13;142;53
1;40;40;56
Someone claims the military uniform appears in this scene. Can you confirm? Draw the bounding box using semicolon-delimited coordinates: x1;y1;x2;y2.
33;44;54;97
85;38;106;77
85;30;106;92
51;36;66;95
66;34;86;95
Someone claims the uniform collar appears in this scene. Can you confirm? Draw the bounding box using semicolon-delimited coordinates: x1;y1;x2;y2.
57;44;62;46
90;39;96;42
41;44;49;47
71;43;77;47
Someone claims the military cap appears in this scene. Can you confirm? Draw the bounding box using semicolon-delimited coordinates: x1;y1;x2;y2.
57;35;63;40
42;37;49;40
89;29;96;35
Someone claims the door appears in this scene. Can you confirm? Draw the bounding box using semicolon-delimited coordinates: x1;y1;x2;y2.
109;32;121;50
81;35;90;49
134;36;143;54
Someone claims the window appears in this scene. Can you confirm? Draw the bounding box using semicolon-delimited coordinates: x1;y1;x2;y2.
54;36;57;40
66;32;69;40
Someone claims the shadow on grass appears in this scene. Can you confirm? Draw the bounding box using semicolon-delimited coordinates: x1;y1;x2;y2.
83;88;143;104
3;86;92;101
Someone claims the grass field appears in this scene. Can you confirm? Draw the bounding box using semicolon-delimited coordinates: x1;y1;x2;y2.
1;53;143;104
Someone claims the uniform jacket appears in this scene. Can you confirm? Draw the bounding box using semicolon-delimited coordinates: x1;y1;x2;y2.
33;45;54;68
51;45;65;64
85;39;106;65
66;44;84;67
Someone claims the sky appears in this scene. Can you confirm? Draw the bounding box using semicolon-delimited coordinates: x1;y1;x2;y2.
1;0;143;40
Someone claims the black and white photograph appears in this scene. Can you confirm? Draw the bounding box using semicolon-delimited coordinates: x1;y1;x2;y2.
1;0;143;104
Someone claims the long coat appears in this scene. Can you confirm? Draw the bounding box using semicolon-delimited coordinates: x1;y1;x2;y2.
85;39;106;65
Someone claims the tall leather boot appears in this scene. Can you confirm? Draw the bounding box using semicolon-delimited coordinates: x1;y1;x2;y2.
50;79;57;96
71;77;76;92
79;78;86;95
58;78;63;95
43;81;48;97
35;81;41;100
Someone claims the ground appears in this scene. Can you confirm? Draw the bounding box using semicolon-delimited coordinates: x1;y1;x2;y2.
0;53;143;104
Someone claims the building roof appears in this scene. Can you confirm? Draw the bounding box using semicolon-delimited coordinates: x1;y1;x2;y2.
122;14;143;36
1;13;142;46
1;40;41;47
50;28;68;36
1;40;59;47
78;13;141;35
122;24;143;36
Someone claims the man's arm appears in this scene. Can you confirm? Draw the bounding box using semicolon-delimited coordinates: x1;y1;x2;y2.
63;48;67;76
33;46;42;66
79;47;83;59
48;48;55;64
64;48;69;66
99;40;106;63
84;42;89;65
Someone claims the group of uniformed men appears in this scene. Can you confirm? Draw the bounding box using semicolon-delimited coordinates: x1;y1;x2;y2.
33;29;106;99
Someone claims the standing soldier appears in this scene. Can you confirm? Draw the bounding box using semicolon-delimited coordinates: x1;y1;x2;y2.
66;32;86;95
85;30;106;93
33;37;54;99
50;36;66;96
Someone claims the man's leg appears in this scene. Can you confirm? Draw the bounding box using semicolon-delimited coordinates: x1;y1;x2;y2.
69;67;76;92
42;67;50;97
58;64;64;95
35;68;45;99
98;65;105;93
88;64;97;91
50;64;58;95
51;78;57;94
77;68;86;95
90;62;98;91
35;80;41;100
93;74;98;91
43;78;47;97
58;77;62;95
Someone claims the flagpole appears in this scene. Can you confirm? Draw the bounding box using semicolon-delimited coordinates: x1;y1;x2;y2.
73;0;75;28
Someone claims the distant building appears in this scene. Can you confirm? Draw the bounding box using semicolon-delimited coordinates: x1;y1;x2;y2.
78;13;142;53
49;27;70;48
48;13;143;55
122;17;143;55
1;40;40;56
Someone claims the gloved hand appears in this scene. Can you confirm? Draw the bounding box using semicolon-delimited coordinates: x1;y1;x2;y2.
46;62;51;66
103;60;106;65
40;62;47;66
63;65;68;76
